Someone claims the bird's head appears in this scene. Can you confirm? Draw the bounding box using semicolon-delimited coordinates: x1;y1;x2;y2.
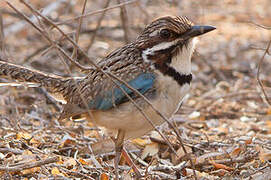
136;16;215;74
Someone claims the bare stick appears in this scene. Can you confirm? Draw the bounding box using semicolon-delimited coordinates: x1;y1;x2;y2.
0;147;23;155
135;1;149;23
250;21;271;30
122;148;141;177
117;0;132;43
71;0;88;59
256;39;271;106
86;0;110;50
0;9;4;52
56;0;138;25
0;156;58;172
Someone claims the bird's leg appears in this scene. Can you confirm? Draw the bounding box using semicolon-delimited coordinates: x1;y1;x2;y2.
114;129;125;180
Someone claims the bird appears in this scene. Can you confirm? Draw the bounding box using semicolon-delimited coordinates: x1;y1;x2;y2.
0;16;215;178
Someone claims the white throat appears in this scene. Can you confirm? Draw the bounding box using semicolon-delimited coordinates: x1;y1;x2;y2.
142;38;198;75
170;38;198;75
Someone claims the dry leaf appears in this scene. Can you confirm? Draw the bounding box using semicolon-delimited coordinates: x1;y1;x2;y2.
16;132;32;140
266;107;271;115
172;146;192;165
141;142;159;160
23;150;33;155
186;168;217;179
259;149;271;162
245;138;252;145
188;111;200;119
266;121;271;133
51;167;62;176
64;158;77;169
29;137;40;145
211;161;234;171
100;173;109;180
150;131;164;142
59;134;76;148
57;156;64;165
22;167;40;175
210;169;229;176
132;138;149;147
231;147;242;157
79;158;89;165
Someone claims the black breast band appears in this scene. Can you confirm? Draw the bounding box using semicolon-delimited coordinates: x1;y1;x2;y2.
154;63;192;86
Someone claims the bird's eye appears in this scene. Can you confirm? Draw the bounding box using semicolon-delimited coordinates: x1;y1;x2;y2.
159;29;171;38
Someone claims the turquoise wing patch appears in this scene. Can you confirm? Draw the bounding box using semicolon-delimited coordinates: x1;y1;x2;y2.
88;73;155;110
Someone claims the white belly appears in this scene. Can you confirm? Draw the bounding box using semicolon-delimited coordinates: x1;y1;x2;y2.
90;74;190;140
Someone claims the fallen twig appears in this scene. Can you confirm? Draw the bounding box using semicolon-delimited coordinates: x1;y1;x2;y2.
0;9;4;52
0;156;58;172
0;147;23;155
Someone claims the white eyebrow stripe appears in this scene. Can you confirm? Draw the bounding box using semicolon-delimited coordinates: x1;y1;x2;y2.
142;39;179;56
149;30;159;37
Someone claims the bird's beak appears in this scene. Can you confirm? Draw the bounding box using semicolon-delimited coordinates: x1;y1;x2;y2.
184;25;216;38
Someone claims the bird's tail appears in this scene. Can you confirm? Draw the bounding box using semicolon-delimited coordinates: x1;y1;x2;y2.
0;60;72;93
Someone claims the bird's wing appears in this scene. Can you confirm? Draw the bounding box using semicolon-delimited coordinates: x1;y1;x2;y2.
59;44;155;119
87;72;155;110
59;72;155;119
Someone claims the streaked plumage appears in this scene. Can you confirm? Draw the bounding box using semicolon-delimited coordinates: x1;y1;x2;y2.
0;16;215;177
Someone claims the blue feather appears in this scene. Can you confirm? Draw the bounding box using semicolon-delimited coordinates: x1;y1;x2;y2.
88;73;155;110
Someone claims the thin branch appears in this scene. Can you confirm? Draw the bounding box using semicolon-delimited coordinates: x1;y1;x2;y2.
122;147;142;178
249;45;271;55
250;21;271;30
192;151;259;167
56;0;138;25
0;9;4;52
117;0;132;43
135;1;149;24
256;39;271;106
0;147;23;155
23;45;49;63
0;156;58;172
86;0;110;51
71;0;88;59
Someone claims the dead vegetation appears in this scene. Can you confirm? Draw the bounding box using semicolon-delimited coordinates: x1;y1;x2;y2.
0;0;271;179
